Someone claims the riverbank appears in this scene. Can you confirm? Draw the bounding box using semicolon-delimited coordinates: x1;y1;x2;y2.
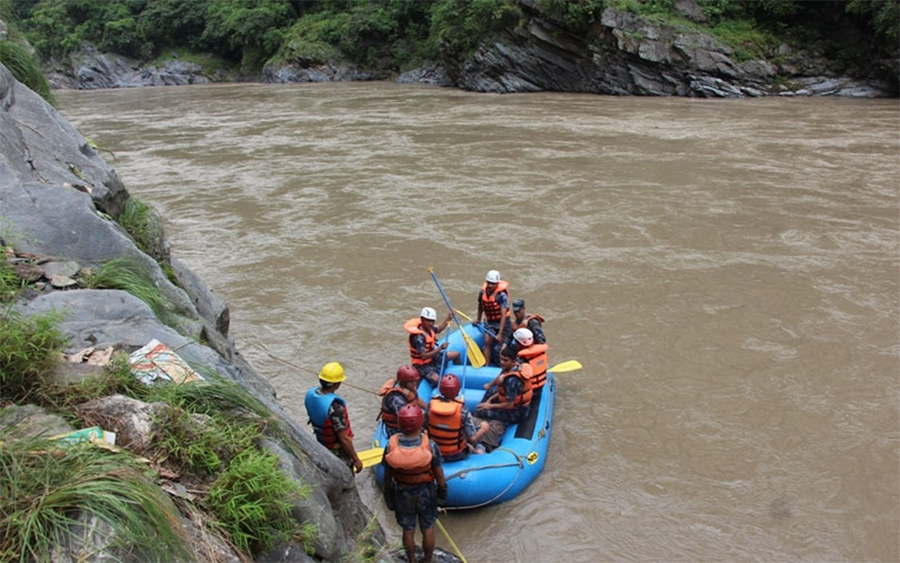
29;3;898;99
0;61;385;561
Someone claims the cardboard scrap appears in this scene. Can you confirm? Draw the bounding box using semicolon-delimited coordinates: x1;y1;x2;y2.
62;346;113;366
129;339;203;386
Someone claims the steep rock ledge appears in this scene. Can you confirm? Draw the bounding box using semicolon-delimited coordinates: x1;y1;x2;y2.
0;61;384;561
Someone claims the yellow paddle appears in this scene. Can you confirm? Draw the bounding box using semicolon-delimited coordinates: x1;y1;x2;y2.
428;268;486;368
358;447;385;468
549;360;582;373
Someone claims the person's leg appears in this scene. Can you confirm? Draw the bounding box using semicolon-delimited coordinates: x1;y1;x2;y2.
402;529;417;563
422;526;436;562
482;333;494;366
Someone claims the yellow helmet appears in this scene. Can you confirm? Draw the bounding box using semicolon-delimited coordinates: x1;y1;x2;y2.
318;362;346;383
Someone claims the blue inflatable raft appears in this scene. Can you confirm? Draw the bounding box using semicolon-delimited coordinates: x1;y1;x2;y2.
373;322;556;509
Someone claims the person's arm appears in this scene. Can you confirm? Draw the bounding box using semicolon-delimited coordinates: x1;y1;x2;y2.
475;291;484;323
336;428;363;473
495;294;509;341
382;454;396;511
529;318;546;344
435;311;454;333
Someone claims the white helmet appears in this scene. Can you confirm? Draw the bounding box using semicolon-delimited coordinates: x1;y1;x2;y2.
513;327;534;347
420;307;437;321
485;270;501;283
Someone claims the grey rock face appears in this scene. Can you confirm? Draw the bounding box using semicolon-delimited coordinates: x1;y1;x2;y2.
1;62;383;560
449;6;894;98
48;47;211;90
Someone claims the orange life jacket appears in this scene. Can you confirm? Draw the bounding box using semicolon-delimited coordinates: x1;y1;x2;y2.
480;280;510;322
497;363;534;408
385;434;435;486
379;379;418;431
404;317;436;365
427;398;467;457
512;313;545;332
517;343;549;389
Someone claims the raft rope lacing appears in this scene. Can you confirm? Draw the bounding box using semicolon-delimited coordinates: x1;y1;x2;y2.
442;377;555;511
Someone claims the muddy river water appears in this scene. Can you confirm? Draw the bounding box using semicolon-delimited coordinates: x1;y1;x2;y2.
57;83;899;562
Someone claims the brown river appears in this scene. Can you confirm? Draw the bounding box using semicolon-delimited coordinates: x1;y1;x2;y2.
56;83;899;562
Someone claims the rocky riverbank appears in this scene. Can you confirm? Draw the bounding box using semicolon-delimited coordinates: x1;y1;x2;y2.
32;2;897;98
0;61;384;561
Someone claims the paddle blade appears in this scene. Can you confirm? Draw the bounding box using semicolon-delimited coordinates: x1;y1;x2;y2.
549;360;582;373
462;330;486;368
453;308;473;322
358;447;384;468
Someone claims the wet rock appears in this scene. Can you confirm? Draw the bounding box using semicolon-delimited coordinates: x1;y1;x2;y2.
77;394;169;452
0;404;73;438
396;66;453;87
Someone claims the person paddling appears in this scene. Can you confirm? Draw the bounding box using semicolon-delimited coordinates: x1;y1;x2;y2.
472;347;533;451
404;306;459;386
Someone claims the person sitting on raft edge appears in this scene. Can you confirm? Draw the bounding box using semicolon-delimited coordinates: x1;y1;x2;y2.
404;306;460;386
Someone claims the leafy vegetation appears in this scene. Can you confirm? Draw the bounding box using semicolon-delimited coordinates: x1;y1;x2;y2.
0;310;66;403
208;448;308;553
0;253;22;303
3;0;896;80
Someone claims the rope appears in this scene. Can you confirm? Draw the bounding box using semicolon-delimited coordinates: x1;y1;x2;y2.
435;518;468;563
248;342;380;396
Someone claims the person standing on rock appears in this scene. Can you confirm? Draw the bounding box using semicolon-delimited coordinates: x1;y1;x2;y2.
304;362;363;473
382;403;447;563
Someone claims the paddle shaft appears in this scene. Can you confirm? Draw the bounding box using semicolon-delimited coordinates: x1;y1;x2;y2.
428;268;467;334
428;268;485;367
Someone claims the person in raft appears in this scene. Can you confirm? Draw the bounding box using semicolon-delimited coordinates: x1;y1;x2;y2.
382;403;448;563
475;269;510;367
471;347;534;451
510;327;550;399
404;306;460;386
508;298;546;345
304;362;363;473
379;365;426;438
426;373;488;461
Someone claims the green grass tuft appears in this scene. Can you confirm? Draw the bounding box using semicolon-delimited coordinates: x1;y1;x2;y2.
117;198;167;261
81;258;173;321
0;435;189;562
0;310;66;402
0;40;55;106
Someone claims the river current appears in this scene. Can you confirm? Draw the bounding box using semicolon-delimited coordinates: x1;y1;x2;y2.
56;83;899;562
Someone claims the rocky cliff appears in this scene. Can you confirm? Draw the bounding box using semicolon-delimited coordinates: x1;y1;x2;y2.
439;2;895;98
0;61;384;561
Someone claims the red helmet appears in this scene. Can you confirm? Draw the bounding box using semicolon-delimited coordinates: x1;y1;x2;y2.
439;374;461;399
396;365;419;383
398;404;424;433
